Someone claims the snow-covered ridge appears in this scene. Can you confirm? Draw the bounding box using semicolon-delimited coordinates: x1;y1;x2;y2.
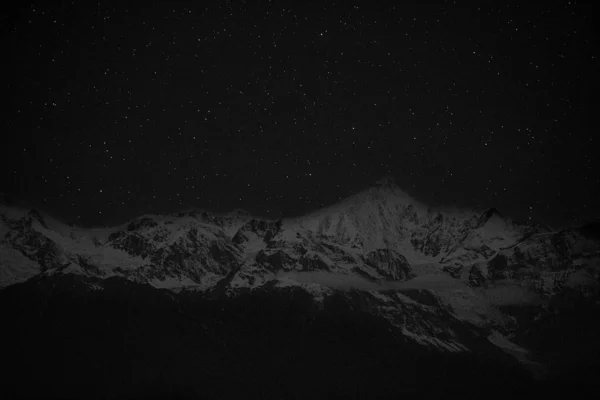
1;182;599;372
1;181;598;293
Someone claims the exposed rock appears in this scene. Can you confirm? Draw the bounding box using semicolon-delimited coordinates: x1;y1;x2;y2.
363;249;413;281
469;265;488;287
232;218;282;244
126;216;158;232
477;207;504;228
255;249;295;272
299;254;331;272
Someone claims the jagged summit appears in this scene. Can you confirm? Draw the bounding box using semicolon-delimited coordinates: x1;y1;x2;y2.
477;207;505;227
345;177;426;210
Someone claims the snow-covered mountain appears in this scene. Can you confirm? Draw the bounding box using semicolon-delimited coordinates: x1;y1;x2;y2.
1;180;599;398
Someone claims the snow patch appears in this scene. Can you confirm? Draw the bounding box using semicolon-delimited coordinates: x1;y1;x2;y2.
401;328;469;352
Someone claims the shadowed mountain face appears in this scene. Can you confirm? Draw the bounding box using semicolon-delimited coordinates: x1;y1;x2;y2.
1;183;599;399
2;274;536;400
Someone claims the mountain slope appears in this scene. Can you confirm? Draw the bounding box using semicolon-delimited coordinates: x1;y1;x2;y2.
1;181;599;398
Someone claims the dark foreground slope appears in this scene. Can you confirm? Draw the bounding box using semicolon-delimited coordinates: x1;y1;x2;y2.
0;274;578;400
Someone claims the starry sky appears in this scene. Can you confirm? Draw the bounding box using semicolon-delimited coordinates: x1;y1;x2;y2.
2;1;598;228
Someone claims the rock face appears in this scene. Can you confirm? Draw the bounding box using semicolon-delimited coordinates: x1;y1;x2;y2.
1;184;599;398
362;249;413;281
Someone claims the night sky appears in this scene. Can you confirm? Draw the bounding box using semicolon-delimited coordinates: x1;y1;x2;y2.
2;1;598;229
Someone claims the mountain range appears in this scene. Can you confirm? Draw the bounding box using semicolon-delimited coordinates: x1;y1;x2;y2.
1;179;599;399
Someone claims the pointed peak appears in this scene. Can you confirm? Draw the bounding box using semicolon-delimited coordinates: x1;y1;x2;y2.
27;208;49;229
477;208;505;227
485;207;504;218
366;176;409;199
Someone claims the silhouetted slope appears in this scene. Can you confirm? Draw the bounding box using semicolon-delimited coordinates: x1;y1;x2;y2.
1;274;537;400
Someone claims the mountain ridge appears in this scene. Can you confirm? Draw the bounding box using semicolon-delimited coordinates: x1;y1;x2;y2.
1;180;599;397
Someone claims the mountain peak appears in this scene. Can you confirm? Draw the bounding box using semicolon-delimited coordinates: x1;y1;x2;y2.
27;208;49;229
478;207;504;226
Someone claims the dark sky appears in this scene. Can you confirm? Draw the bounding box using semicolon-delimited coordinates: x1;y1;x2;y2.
2;1;598;229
